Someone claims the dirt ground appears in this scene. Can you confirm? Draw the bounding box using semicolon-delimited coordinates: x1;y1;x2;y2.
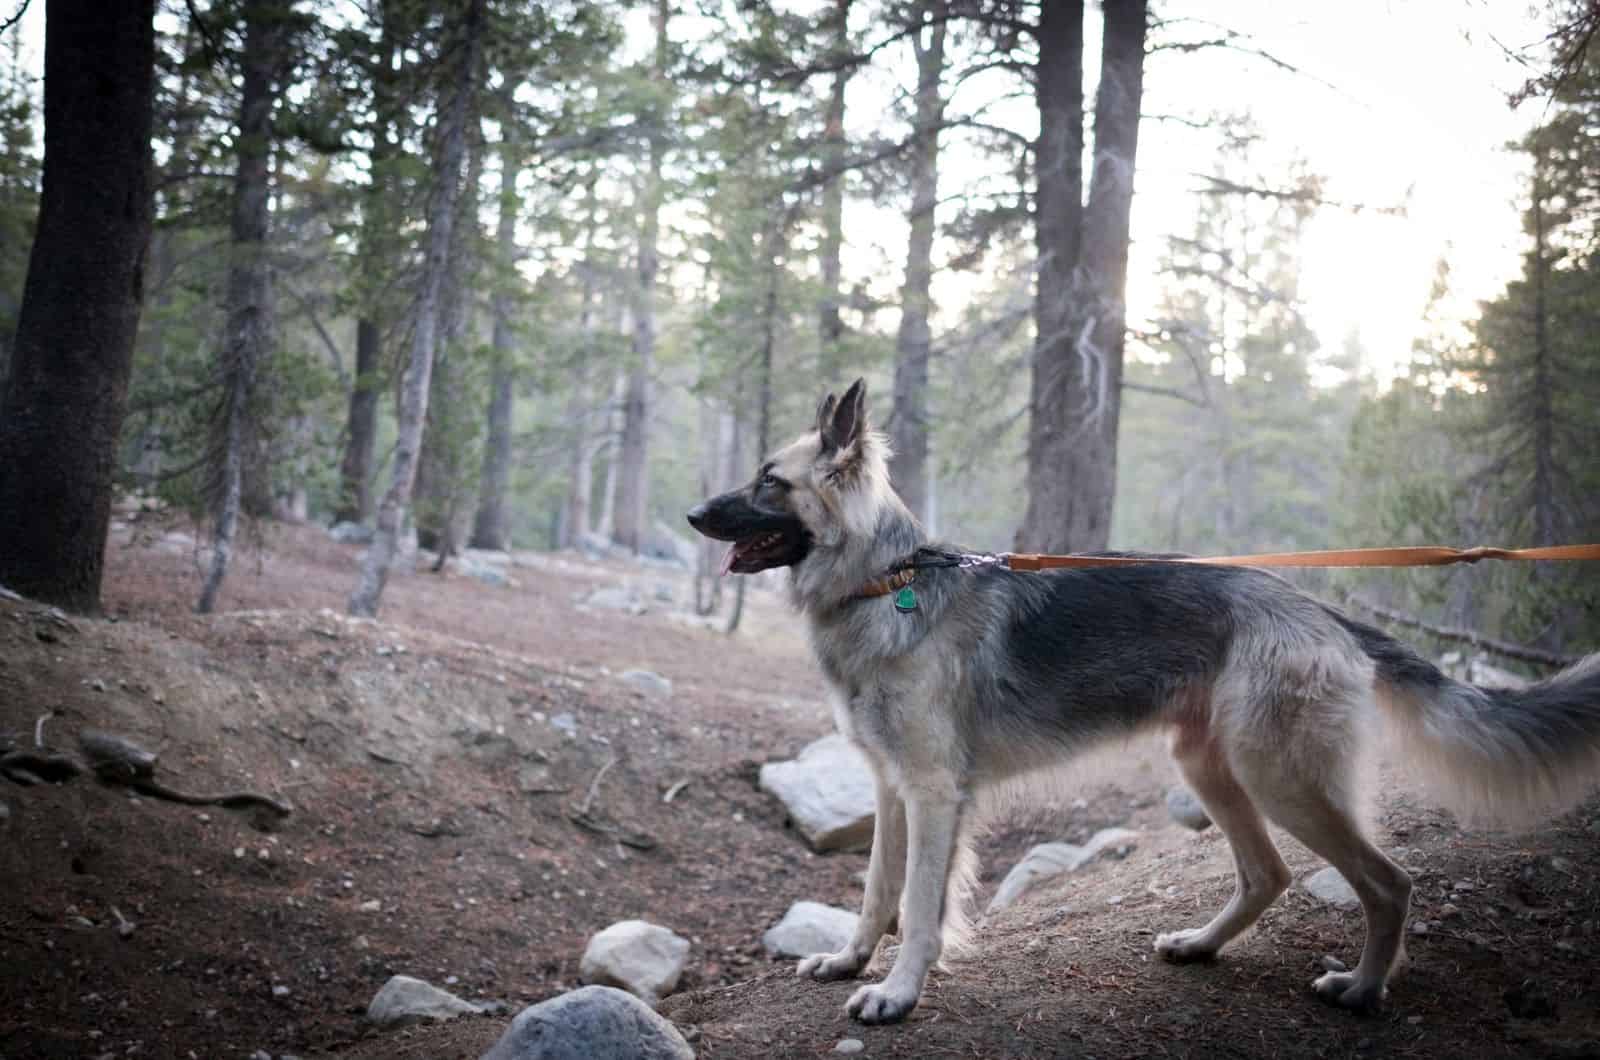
0;515;1596;1060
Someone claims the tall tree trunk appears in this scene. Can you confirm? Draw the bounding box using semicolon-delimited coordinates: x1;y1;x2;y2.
1530;155;1555;548
471;130;521;551
612;0;669;554
348;0;482;617
559;175;603;549
596;363;625;540
817;0;850;380
888;0;945;524
726;224;782;636
198;0;281;614
421;117;484;565
335;5;398;526
1016;0;1146;553
0;0;155;613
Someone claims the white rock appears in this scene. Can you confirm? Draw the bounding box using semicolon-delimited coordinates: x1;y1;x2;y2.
365;974;484;1026
481;985;693;1060
1302;867;1361;910
581;586;648;615
762;901;860;958
579;920;690;1006
620;670;673;698
986;828;1139;913
834;1039;865;1055
758;733;876;852
328;521;374;544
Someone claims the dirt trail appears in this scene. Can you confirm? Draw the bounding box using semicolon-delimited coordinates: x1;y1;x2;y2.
0;518;1596;1059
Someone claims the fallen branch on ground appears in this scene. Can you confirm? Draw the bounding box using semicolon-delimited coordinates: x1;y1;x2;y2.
1345;595;1581;670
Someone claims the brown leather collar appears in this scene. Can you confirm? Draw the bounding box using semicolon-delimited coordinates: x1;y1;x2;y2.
851;567;916;600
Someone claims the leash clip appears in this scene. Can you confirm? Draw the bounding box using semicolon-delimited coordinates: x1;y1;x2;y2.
958;551;1005;570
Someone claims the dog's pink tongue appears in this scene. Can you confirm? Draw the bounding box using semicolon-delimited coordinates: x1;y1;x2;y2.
720;542;740;576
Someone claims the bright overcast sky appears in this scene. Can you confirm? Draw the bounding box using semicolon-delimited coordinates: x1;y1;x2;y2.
833;0;1552;387
1132;0;1549;384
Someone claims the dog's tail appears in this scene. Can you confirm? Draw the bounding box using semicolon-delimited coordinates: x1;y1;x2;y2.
1336;612;1600;826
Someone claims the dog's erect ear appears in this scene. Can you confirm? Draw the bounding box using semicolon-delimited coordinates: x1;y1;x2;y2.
815;391;839;446
822;378;867;453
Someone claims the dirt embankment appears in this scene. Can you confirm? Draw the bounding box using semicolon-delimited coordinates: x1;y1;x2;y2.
0;519;1596;1059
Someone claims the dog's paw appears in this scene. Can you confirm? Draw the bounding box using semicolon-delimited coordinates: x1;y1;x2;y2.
1153;928;1218;964
845;982;918;1024
1311;970;1385;1014
797;950;866;981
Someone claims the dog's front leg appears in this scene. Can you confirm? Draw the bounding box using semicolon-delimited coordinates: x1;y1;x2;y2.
798;775;906;981
844;788;963;1024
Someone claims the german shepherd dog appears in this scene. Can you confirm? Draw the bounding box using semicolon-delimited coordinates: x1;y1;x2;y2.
686;379;1600;1024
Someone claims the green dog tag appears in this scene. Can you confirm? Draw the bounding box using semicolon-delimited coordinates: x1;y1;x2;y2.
894;586;918;613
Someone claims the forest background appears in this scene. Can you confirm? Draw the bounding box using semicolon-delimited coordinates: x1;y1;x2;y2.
0;0;1595;661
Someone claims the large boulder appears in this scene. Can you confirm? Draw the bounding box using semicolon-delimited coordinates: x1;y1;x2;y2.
579;920;691;1006
986;828;1139;913
480;985;694;1060
758;733;875;853
366;974;484;1026
761;901;859;959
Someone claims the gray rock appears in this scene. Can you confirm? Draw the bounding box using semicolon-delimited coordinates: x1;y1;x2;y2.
366;974;484;1026
480;985;693;1060
583;586;648;616
549;712;578;738
456;549;513;586
329;521;374;544
986;828;1139;913
579;920;691;1006
834;1040;864;1056
646;519;700;569
1164;787;1212;831
1302;867;1361;910
621;670;673;698
758;733;875;853
762;901;859;958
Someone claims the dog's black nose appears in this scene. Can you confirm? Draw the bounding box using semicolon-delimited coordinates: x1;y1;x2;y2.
686;504;708;532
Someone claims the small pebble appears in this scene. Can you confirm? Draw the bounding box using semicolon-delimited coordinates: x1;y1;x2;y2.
271;984;290;999
1320;955;1347;973
835;1040;864;1056
1410;921;1430;936
1439;903;1460;919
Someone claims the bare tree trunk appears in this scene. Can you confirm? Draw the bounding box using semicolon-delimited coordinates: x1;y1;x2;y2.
726;224;782;636
888;0;945;525
349;0;482;617
817;0;850;380
336;4;398;526
1016;0;1146;553
470;127;520;551
1530;155;1555;548
419;116;485;565
0;0;155;613
612;0;669;554
198;0;282;614
596;364;625;541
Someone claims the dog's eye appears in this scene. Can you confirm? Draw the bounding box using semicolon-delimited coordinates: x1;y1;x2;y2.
760;473;780;489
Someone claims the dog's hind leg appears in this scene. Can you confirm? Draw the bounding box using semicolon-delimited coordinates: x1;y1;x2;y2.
844;785;965;1024
798;774;907;982
1155;725;1291;962
1232;701;1412;1012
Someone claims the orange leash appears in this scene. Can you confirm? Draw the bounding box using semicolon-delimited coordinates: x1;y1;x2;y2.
1002;544;1600;572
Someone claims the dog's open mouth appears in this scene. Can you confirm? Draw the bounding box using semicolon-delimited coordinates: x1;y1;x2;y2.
721;528;809;575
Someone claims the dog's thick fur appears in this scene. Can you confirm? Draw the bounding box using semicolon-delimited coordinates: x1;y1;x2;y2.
686;380;1600;1024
